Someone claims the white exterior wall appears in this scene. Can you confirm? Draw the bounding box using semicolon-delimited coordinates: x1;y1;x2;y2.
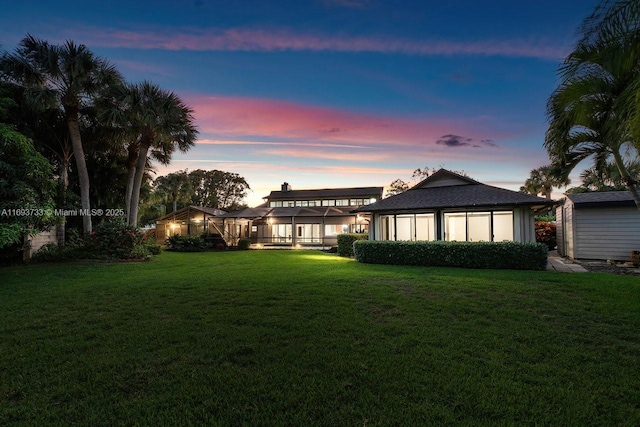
572;206;640;261
556;202;575;258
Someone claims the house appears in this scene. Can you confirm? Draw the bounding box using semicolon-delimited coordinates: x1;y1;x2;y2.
556;191;640;261
355;169;553;243
213;183;383;247
155;206;226;244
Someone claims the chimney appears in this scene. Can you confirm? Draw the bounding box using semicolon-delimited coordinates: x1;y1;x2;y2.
281;182;292;192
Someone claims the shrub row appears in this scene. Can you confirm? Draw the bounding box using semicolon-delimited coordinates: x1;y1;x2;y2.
353;240;548;270
337;233;368;257
164;234;245;251
32;220;161;262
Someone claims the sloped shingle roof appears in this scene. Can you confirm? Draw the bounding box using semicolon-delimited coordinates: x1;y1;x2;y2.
156;205;226;222
267;186;383;200
566;191;636;208
356;169;552;213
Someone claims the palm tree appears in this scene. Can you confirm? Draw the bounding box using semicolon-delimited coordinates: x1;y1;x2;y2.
155;171;192;213
579;160;640;191
123;82;197;226
520;165;570;199
0;35;123;234
544;1;640;211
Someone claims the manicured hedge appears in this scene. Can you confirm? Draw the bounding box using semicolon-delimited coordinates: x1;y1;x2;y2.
353;240;548;270
336;233;368;257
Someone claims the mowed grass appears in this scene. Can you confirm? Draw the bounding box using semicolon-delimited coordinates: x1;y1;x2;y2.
1;251;639;426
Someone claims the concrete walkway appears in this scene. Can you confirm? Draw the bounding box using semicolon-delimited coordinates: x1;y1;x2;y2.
547;251;589;273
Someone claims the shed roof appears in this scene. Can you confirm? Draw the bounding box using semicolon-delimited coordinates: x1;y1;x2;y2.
356;169;553;213
566;191;636;208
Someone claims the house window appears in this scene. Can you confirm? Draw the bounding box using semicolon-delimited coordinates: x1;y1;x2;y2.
270;201;282;207
396;215;414;241
382;213;435;241
415;214;435;241
444;211;513;242
271;224;292;243
444;213;467;241
380;215;395;241
493;211;514;242
324;224;341;236
297;224;321;243
468;212;491;242
335;199;349;206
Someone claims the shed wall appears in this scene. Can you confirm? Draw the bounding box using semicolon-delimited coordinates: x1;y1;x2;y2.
573;206;640;260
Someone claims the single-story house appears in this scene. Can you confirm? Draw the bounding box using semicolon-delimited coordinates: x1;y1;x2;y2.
556;191;640;261
355;169;553;243
155;206;226;243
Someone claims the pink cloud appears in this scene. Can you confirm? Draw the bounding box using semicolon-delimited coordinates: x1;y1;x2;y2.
183;94;501;149
259;147;391;162
55;25;565;60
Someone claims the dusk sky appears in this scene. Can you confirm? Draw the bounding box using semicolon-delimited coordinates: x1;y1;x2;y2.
2;0;601;206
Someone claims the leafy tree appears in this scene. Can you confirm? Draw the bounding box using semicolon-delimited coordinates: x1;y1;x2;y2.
0;34;123;233
188;169;250;211
0;97;56;248
544;0;640;211
519;165;570;199
385;179;409;198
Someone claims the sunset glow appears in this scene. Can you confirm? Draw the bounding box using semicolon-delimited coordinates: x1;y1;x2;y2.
1;0;600;206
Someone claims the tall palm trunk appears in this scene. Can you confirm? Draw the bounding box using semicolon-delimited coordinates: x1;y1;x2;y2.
66;108;92;234
57;155;70;247
612;149;640;212
128;137;151;227
124;143;139;220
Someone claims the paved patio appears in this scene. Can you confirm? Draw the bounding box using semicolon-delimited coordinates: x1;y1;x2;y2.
547;251;589;273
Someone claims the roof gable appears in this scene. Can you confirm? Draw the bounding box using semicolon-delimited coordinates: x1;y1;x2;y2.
413;169;480;189
356;169;553;212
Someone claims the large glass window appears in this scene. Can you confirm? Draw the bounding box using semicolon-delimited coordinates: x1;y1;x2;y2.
272;224;292;243
297;224;320;243
468;212;491;242
395;215;414;241
380;215;395;241
493;212;513;241
445;213;467;241
444;211;513;242
380;214;435;241
415;214;435;241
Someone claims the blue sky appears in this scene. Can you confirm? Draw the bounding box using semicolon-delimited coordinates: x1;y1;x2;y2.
1;0;601;205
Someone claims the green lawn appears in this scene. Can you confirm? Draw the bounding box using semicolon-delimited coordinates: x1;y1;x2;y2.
1;251;639;425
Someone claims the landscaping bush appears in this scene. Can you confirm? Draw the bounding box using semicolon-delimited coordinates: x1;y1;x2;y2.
337;233;368;257
87;220;150;259
238;239;251;250
353;240;548;270
165;235;209;252
32;221;156;262
535;221;557;250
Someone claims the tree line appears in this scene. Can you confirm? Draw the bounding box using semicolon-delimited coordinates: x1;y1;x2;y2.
0;35;248;249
